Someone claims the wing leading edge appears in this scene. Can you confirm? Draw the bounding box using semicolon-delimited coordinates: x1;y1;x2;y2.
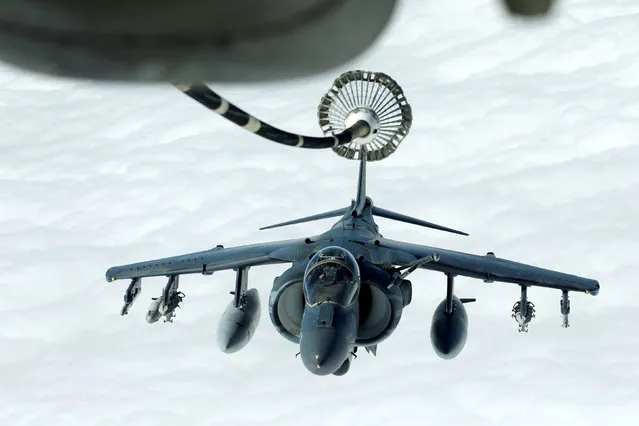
376;238;600;295
105;238;311;282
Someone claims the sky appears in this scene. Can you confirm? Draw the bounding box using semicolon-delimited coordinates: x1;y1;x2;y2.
1;0;638;425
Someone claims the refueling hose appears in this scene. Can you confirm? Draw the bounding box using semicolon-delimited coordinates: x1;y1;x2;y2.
174;82;370;149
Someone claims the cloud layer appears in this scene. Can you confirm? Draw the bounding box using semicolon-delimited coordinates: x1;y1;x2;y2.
1;0;637;425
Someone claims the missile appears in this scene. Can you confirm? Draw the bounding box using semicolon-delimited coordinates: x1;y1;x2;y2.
146;297;163;324
217;288;261;353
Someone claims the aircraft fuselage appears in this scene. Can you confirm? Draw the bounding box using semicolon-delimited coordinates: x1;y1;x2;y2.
267;199;412;374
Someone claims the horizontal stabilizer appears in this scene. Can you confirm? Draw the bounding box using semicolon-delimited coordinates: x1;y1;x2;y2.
371;206;468;236
260;208;348;230
365;345;377;356
460;298;476;304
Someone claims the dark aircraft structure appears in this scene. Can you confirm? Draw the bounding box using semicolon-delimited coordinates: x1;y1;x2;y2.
0;0;555;82
106;70;598;377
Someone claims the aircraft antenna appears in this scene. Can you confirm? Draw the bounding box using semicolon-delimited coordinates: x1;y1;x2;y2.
317;70;412;161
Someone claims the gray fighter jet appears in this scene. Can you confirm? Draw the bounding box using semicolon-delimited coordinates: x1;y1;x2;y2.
106;147;599;377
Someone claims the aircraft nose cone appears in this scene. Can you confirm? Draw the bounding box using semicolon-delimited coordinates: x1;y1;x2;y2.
299;329;349;376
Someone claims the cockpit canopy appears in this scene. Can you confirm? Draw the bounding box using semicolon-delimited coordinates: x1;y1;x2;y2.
303;246;361;307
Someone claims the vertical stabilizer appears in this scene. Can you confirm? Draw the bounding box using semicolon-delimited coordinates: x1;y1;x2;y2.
353;147;367;217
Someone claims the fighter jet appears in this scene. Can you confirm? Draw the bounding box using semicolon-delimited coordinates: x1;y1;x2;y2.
106;147;599;377
1;0;555;82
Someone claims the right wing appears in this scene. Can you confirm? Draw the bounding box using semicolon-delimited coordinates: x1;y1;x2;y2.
374;238;600;295
105;238;313;282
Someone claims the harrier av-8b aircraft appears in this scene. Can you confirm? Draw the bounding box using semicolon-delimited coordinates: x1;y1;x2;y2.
105;71;599;376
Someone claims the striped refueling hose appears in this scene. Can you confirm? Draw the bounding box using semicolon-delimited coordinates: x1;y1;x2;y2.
173;83;371;149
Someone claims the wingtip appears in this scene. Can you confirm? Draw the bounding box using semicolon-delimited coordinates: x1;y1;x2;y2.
105;267;119;283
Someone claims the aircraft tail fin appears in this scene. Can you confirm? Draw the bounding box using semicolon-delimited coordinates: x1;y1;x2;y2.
259;147;467;236
371;206;469;236
259;207;349;230
260;147;367;231
354;146;466;237
352;147;367;217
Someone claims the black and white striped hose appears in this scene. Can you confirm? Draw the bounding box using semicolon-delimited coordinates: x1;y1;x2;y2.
174;82;371;149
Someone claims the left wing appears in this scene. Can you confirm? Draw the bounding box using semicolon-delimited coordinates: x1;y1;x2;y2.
373;238;600;295
105;238;312;282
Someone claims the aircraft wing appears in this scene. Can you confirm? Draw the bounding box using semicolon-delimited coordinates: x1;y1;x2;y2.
375;238;600;295
105;238;312;282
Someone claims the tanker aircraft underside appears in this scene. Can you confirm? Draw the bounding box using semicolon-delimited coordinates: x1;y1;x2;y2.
105;70;599;376
1;1;556;83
